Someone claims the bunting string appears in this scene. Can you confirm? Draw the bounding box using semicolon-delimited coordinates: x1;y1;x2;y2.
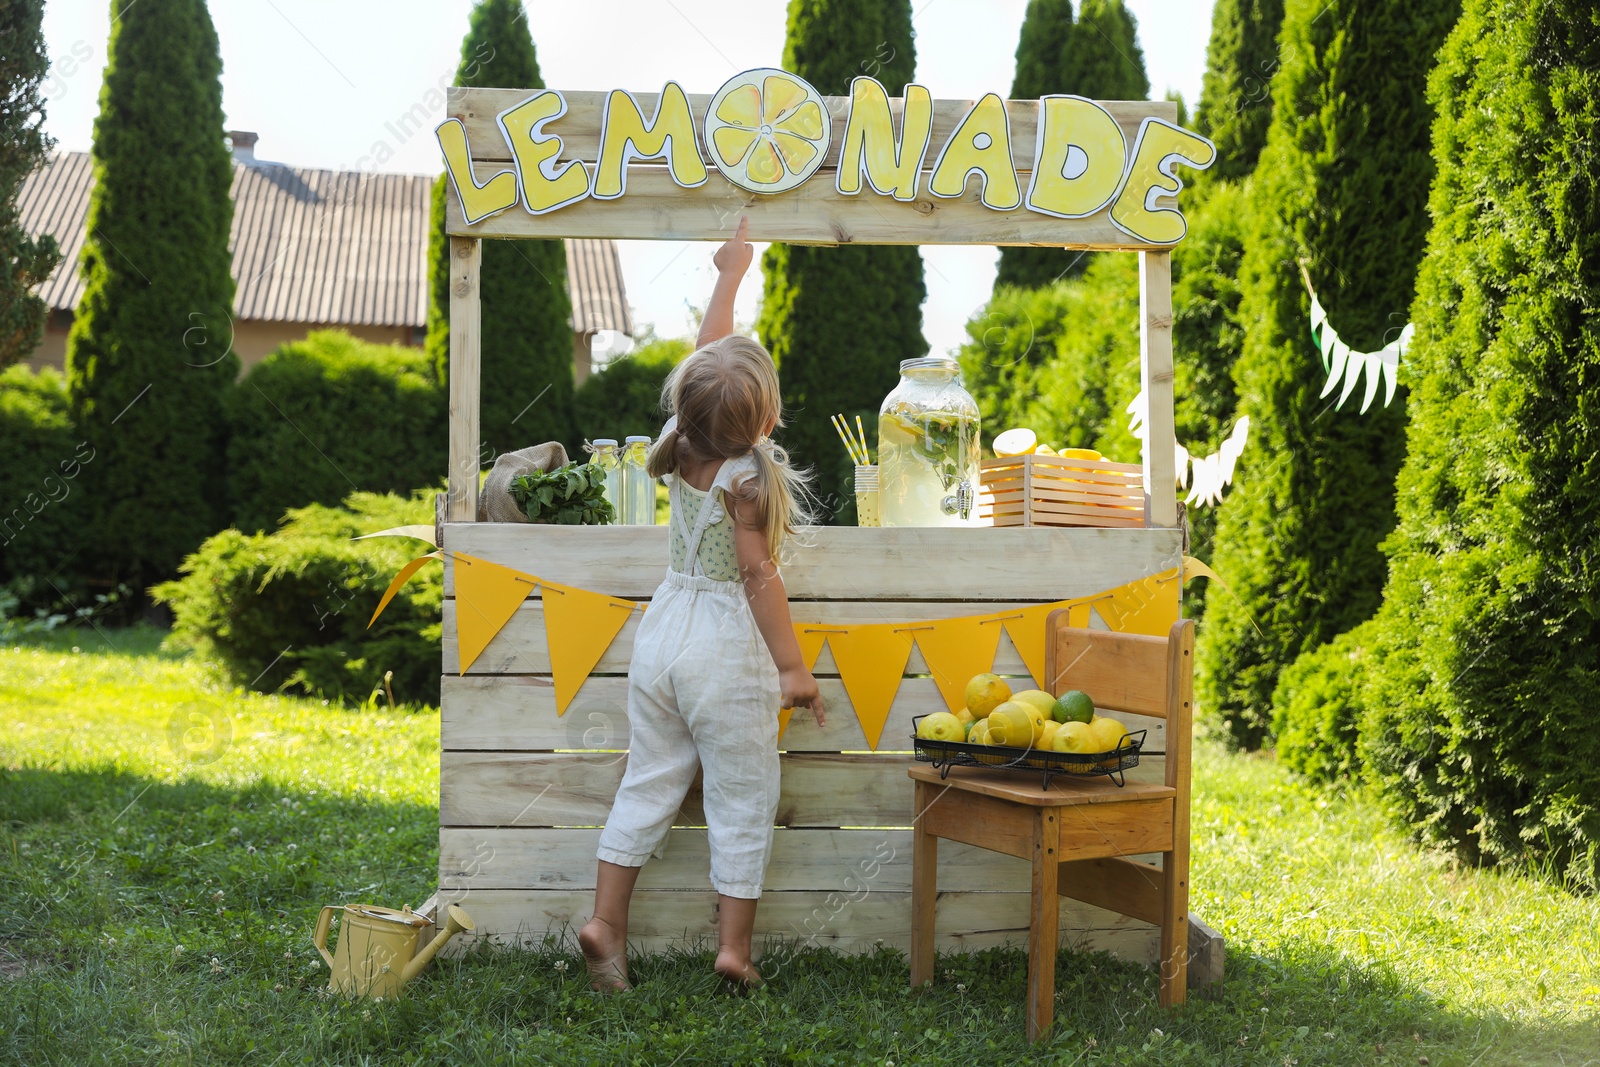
363;539;1221;751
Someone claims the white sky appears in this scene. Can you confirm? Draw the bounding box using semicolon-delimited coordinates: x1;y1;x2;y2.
38;0;1214;357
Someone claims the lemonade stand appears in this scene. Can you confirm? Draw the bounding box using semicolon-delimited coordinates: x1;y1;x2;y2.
416;69;1217;982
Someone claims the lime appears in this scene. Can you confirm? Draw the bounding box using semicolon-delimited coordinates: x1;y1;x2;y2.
1053;689;1095;724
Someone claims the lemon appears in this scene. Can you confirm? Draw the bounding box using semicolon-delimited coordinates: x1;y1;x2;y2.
964;673;1011;717
953;707;976;728
1039;720;1061;750
1049;720;1097;772
704;69;831;194
967;719;990;746
916;711;966;743
992;428;1038;457
1034;444;1057;456
1010;689;1057;722
1052;689;1095;724
1088;715;1129;754
986;702;1036;749
1058;448;1102;461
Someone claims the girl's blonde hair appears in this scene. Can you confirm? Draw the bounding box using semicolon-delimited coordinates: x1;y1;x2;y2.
647;335;811;560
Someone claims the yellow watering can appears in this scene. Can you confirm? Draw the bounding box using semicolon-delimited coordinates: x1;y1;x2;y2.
313;903;475;998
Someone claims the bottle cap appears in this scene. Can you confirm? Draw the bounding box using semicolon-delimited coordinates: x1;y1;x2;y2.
624;436;651;444
592;438;618;447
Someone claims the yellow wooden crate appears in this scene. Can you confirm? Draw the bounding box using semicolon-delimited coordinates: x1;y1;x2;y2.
979;454;1146;529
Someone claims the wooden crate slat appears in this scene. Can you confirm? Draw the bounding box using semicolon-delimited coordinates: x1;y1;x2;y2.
440;751;915;829
450;89;1175;172
443;599;1053;676
438;674;1169;759
440;525;1183;599
977;454;1151;530
444;887;1158;960
440;827;1164;894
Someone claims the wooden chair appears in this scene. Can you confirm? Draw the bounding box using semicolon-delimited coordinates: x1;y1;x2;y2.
908;616;1195;1042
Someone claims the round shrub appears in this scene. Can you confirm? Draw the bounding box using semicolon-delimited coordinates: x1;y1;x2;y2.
154;489;443;706
1272;621;1375;786
226;330;445;533
572;335;688;444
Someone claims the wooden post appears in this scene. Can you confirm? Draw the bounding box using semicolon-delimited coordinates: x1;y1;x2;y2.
909;779;937;988
1027;808;1060;1042
1159;620;1195;1007
1139;251;1178;528
447;237;482;522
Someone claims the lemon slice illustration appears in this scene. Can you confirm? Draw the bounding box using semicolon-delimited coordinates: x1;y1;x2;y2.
705;68;832;195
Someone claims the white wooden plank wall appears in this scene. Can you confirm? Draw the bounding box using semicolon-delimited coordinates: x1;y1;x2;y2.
439;525;1181;955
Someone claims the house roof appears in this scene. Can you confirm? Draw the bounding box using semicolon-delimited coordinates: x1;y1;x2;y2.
19;150;633;335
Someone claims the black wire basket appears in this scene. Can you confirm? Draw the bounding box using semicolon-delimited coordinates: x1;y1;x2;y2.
911;714;1150;789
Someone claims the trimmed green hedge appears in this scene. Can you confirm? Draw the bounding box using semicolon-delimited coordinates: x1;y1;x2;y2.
154;489;443;707
1271;620;1374;786
1360;0;1600;886
572;335;689;445
226;330;444;533
0;366;88;604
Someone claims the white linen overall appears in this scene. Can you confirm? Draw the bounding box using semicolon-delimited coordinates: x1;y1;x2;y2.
595;454;782;899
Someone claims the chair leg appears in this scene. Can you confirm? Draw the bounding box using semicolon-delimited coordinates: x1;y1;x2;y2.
910;780;937;989
1027;809;1059;1042
1158;845;1189;1008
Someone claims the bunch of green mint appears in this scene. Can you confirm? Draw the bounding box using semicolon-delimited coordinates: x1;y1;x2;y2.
508;463;616;525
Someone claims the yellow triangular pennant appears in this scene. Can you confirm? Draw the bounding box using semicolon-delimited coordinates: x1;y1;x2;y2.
1000;601;1072;689
826;624;915;751
368;552;440;628
779;626;835;743
912;616;1005;713
452;552;538;674
1096;568;1181;636
541;579;638;715
793;625;829;670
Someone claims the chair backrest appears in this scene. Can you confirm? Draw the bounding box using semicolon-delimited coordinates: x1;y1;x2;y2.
1044;615;1195;788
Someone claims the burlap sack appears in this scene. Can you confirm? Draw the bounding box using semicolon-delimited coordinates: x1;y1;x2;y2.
477;442;571;522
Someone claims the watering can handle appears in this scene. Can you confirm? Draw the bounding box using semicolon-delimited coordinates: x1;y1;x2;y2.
313;905;337;969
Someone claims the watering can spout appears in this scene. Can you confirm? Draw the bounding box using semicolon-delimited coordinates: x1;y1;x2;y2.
400;904;475;986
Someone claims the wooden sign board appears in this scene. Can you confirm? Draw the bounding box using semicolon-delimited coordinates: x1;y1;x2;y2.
439;70;1214;249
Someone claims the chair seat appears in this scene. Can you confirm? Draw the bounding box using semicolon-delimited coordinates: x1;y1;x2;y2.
908;763;1177;808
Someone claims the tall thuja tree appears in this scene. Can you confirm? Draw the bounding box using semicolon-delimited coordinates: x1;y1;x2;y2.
995;0;1151;289
1;0;59;369
1195;0;1459;748
427;0;573;461
66;0;237;590
1193;0;1286;185
1361;0;1599;884
759;0;926;521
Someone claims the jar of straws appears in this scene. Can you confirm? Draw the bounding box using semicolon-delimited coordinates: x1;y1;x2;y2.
833;414;879;527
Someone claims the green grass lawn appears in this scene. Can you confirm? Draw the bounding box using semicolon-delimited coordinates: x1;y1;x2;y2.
0;626;1595;1066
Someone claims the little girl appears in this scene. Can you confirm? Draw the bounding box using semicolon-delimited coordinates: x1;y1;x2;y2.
579;217;826;992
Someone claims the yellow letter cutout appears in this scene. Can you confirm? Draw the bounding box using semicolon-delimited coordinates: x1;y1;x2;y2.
592;82;709;199
1109;118;1216;244
1026;96;1127;219
434;118;517;225
835;77;933;201
928;93;1021;210
496;90;591;215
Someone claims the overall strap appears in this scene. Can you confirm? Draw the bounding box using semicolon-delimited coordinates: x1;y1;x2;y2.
678;453;757;577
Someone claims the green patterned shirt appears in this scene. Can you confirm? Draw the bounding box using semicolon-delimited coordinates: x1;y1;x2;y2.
669;480;740;581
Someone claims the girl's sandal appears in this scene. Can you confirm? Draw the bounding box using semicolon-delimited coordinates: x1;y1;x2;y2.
579;918;631;993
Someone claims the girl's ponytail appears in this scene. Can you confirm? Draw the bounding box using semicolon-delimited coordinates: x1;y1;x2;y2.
744;436;813;562
646;415;682;479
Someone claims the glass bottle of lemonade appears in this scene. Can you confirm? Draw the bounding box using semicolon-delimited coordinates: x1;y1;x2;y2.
589;439;622;523
877;357;981;527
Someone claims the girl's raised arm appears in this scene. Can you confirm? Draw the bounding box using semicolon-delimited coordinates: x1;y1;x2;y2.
697;215;752;348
